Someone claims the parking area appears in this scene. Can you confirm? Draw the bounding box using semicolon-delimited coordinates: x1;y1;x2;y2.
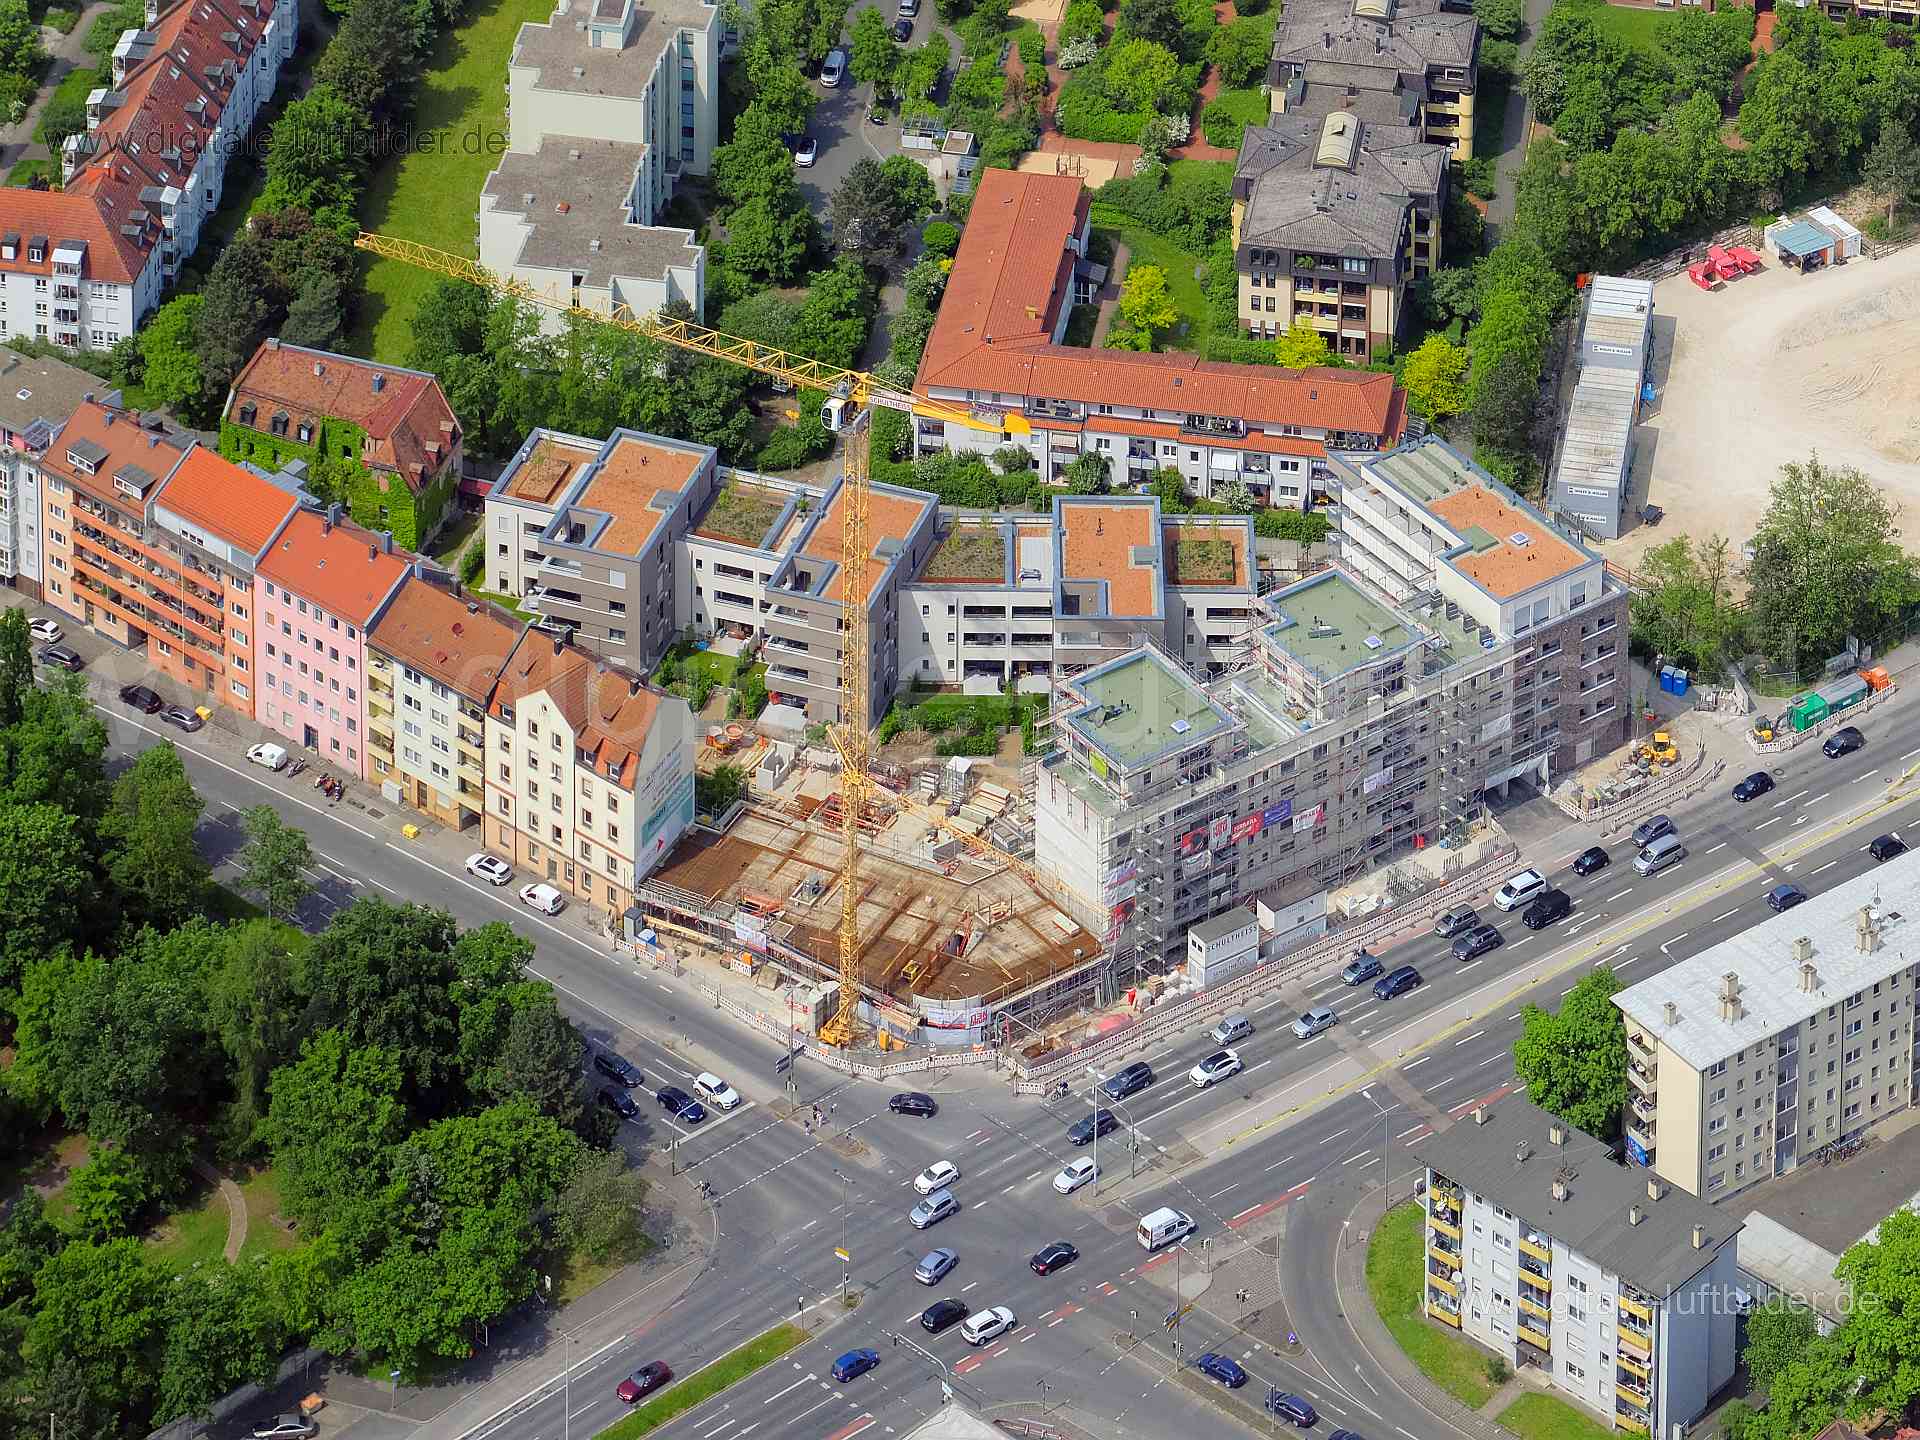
1609;240;1920;569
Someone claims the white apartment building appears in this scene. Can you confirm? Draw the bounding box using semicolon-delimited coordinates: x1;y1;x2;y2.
0;204;161;350
484;624;697;915
1613;853;1920;1205
479;0;718;328
0;348;117;595
1414;1099;1741;1438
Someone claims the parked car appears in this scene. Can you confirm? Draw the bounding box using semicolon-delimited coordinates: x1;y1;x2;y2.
1196;1352;1248;1389
593;1050;643;1087
890;1092;938;1117
821;45;848;84
794;134;818;166
1492;868;1547;911
1522;888;1573;930
1452;922;1505;959
1066;1109;1118;1145
1767;883;1809;913
1101;1061;1154;1100
616;1361;671;1403
1733;770;1776;803
914;1160;961;1195
1188;1049;1242;1088
1266;1391;1318;1426
36;643;83;672
694;1072;740;1109
910;1188;959;1229
1053;1158;1098;1194
832;1348;880;1383
160;704;203;733
249;1418;318;1439
1571;845;1611;877
597;1086;638;1120
897;0;919;15
920;1297;969;1333
465;852;513;885
1871;832;1908;862
914;1246;959;1285
118;683;162;713
1825;726;1865;758
1433;904;1479;938
519;882;565;915
1293;1005;1337;1040
1631;814;1676;848
891;16;912;39
26;616;60;644
246;741;288;770
1341;950;1383;985
962;1305;1015;1345
657;1085;706;1124
1372;965;1422;1001
1030;1240;1079;1274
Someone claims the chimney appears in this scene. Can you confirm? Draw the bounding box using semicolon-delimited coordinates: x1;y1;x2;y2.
1717;972;1743;1024
104;409;115;427
82;391;93;404
1628;1204;1644;1227
1799;959;1820;993
380;530;393;554
1791;935;1813;963
629;675;643;696
1663;1000;1679;1026
1514;1139;1531;1164
1692;1224;1707;1250
552;632;564;656
371;372;385;394
368;543;377;561
1857;906;1880;954
1551;1177;1569;1202
1548;1122;1566;1147
326;501;342;528
1473;1106;1488;1125
265;336;279;349
313;361;324;377
467;601;479;614
1646;1177;1664;1202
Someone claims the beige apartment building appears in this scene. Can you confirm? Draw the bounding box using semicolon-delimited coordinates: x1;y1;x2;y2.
1267;0;1480;155
1614;855;1920;1204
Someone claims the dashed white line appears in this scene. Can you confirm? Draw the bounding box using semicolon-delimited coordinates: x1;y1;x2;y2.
1264;1153;1296;1173
1403;1056;1431;1071
1705;841;1728;853
1342;1149;1373;1166
1394;1123;1425;1139
1813;859;1839;875
1755;817;1782;831
1454;1030;1485;1046
1210;1183;1240;1199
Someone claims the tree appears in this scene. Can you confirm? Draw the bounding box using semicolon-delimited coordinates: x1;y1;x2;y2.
696;762;747;814
1274;320;1333;370
100;742;211;928
24;1239;167;1430
281;266;346;351
155;1262;288;1427
1205;15;1270;88
407;278;495;375
39;90;88;156
261;1028;410;1229
554;1149;651;1263
1512;966;1627;1138
1746;456;1920;668
135;295;208;422
195;238;275;397
259;85;369;232
788;257;877;368
1473;0;1522;41
0;803;91;1010
206;919;307;1148
1116;264;1179;350
1117;0;1187;52
1741;1300;1817;1394
1833;1204;1920;1417
1401;334;1471;421
1150;467;1187;509
394;1100;583;1224
900;33;949;104
0;603;31;726
1630;535;1741;675
831;156;938;264
1865;124;1920;226
0;676;110;820
65;1146;153;1242
1103;37;1182;114
849;4;901;91
0;0;44;75
240;804;312;922
1062;452;1110;494
1466;283;1552;460
458;983;586;1126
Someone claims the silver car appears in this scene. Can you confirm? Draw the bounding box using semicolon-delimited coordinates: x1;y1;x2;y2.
914;1246;958;1284
909;1188;958;1229
1293;1005;1337;1039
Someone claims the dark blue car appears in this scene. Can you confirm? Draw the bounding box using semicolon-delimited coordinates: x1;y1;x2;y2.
1196;1352;1247;1388
832;1348;880;1383
1266;1390;1318;1426
656;1085;707;1124
1372;965;1422;1001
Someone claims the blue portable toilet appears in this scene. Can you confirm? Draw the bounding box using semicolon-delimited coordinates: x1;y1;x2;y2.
1673;669;1690;697
1658;665;1676;694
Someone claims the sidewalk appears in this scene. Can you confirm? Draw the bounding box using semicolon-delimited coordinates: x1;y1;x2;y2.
0;0;109;178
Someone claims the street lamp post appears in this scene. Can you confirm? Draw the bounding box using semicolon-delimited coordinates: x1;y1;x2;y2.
1364;1087;1392;1206
835;1168;851;1302
562;1331;571;1440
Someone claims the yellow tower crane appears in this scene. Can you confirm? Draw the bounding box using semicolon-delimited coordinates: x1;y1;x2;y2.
353;233;1069;1046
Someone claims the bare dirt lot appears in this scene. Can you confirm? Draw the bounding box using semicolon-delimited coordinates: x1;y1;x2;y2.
1609;243;1920;569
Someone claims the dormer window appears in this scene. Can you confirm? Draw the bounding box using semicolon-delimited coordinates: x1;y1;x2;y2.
269;411;288;437
27;246;41;263
296;422;313;444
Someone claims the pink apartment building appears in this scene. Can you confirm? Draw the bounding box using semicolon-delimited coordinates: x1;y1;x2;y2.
253;504;409;776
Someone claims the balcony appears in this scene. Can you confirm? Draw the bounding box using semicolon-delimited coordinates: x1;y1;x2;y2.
1616;1372;1652;1406
1618;1324;1651;1360
1618;1293;1652;1324
1425;1266;1457;1297
1628;1058;1657;1092
1426;1295;1461;1327
1629;1030;1654;1057
1518;1233;1552;1264
1615;1410;1649;1435
1516;1319;1550;1351
1427;1211;1460;1241
1517;1292;1551;1323
1428;1243;1461;1271
1617;1347;1650;1380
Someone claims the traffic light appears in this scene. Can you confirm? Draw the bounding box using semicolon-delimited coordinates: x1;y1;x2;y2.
1165;1310;1178;1332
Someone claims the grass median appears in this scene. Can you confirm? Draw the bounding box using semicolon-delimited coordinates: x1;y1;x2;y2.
1365;1202;1498;1408
599;1323;808;1439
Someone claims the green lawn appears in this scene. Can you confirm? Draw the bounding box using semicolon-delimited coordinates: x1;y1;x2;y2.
348;0;555;362
148;1165;297;1271
475;588;535;622
654;647;747;689
1497;1392;1622;1440
1580;0;1683;56
428;508;483;567
1365;1202;1499;1409
600;1324;808;1438
33;65;97;144
6;156;53;186
1089;205;1213;354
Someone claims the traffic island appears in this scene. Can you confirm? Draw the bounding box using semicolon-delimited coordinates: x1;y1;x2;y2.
599;1322;808;1439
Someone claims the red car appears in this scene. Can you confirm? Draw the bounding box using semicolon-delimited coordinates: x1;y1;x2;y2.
617;1361;672;1403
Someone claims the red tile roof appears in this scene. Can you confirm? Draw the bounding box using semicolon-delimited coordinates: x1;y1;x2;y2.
917;168;1402;440
369;575;522;700
489;628;665;789
155;446;298;555
0;187;158;286
38;400;192;505
257;509;411;625
226;342;460;492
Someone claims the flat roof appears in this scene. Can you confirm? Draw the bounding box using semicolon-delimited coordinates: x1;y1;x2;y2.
1262;568;1418;679
1062;647;1235;770
511;0;716;100
1773;219;1835;257
1192;907;1256;944
1057;497;1162;619
1163;519;1252;589
1552;365;1637;497
1410;1097;1738;1298
1734;1212;1845;1325
796;480;936;606
1614;849;1920;1071
499;432;599;505
570;431;708;554
1426;485;1591;601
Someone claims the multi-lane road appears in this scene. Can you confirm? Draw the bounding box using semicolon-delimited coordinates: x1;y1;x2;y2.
55;614;1920;1440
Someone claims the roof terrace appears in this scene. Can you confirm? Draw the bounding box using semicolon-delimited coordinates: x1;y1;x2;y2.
1062;647;1236;771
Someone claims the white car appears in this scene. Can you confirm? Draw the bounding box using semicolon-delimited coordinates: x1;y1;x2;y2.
245;742;288;771
1053;1156;1099;1194
27;616;60;644
1188;1048;1243;1088
914;1159;960;1195
961;1305;1015;1346
694;1072;740;1109
465;852;512;885
520;882;565;915
1493;868;1547;912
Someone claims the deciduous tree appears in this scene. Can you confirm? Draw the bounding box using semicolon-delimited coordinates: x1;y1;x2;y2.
1273;320;1332;370
24;1238;166;1430
0;803;91;1010
66;1146;153;1242
240;805;312;923
1115;264;1179;350
135;295;209;423
554;1149;651;1264
1512;966;1626;1138
1401;334;1471;421
0;604;31;727
849;4;901;92
1741;1300;1817;1393
100;742;210;929
1864;124;1920;226
261;1028;410;1229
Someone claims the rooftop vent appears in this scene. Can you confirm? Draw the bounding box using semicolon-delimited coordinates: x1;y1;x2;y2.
1514;1139;1530;1164
1551;1177;1568;1202
1508;532;1531;547
1662;1000;1679;1025
1629;1204;1644;1227
1692;1224;1708;1250
1790;935;1813;963
1646;1178;1665;1201
1548;1122;1566;1146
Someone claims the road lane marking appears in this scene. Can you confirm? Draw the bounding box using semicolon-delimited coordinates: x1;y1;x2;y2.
1342;1149;1372;1165
1403;1056;1431;1070
1263;1153;1295;1172
1705;841;1727;853
1813;859;1840;875
1395;1123;1425;1139
1209;1183;1239;1199
1454;1030;1484;1046
1756;816;1782;830
1711;908;1742;923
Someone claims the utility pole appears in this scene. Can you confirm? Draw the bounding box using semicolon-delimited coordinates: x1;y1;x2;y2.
563;1330;571;1440
835;1168;852;1301
1364;1088;1392;1206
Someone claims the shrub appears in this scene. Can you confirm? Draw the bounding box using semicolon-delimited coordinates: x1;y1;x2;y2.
459;539;485;586
1016;23;1044;65
1059;0;1105;46
1200;94;1249;148
1255;508;1333;542
921;220;961;258
1056;77;1150;142
1457;155;1497;200
755;421;831;471
1059;33;1100;67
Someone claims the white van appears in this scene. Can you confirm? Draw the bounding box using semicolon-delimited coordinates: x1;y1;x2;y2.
1210;1012;1253;1045
1492;868;1547;912
1633;833;1685;877
1136;1206;1195;1251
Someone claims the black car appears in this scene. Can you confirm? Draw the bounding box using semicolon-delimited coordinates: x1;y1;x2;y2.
1266;1391;1318;1426
597;1085;638;1120
118;683;162;713
890;1092;938;1117
1733;770;1776;803
1452;923;1505;959
657;1085;706;1124
1824;726;1865;758
1767;883;1808;913
160;704;204;733
1101;1061;1154;1101
1031;1240;1079;1275
1522;888;1573;931
36;643;83;672
1871;833;1908;862
920;1298;970;1334
1066;1108;1119;1145
891;15;911;38
1372;965;1422;1001
593;1050;643;1087
1571;845;1611;877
